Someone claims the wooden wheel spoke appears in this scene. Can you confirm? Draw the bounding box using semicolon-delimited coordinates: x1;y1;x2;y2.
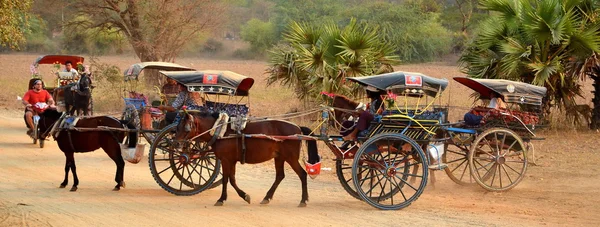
500;164;514;184
449;158;468;172
503;162;523;175
394;174;419;192
390;176;408;201
447;149;467;156
503;140;519;156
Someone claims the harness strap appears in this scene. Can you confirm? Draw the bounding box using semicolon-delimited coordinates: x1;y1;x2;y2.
240;134;246;164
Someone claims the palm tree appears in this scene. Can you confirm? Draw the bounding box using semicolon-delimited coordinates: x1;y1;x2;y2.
459;0;600;124
266;18;400;102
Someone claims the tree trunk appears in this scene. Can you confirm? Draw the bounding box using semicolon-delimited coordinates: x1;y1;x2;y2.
591;73;600;129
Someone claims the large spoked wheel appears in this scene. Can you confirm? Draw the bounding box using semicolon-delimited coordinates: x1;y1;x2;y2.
148;124;221;196
352;134;428;210
336;159;360;200
443;141;475;185
468;128;527;192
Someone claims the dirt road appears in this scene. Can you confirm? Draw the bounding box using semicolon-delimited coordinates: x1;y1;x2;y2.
0;111;599;226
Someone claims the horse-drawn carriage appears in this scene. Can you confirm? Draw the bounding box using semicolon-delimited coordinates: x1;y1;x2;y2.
27;55;92;148
148;70;252;196
120;62;195;144
146;69;545;210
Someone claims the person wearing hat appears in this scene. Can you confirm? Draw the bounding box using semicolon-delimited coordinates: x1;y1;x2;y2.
22;80;56;136
342;102;374;141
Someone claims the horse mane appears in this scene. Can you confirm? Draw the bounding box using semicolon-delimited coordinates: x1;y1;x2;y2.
332;94;359;108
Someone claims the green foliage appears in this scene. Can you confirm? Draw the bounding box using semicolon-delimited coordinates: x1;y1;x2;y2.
62;16;125;54
459;0;600;122
0;0;32;50
266;18;400;101
23;15;57;52
345;2;452;62
240;18;277;54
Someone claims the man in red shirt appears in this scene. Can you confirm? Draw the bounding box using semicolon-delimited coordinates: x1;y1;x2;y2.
23;80;56;135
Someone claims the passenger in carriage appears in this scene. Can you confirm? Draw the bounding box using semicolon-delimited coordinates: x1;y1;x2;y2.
23;80;56;136
63;61;79;75
157;83;205;124
463;92;507;126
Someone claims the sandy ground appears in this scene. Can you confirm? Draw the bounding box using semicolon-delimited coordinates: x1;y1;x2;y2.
1;54;599;226
0;111;599;226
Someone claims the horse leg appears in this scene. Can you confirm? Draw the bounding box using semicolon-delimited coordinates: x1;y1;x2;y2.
261;158;285;205
70;159;79;192
286;156;309;207
60;154;72;188
227;163;250;204
215;160;231;206
103;141;126;191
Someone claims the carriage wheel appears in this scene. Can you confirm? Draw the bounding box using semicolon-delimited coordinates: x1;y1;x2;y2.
337;155;410;201
148;124;221;196
352;134;428;210
336;159;361;200
468;128;527;192
443;143;476;185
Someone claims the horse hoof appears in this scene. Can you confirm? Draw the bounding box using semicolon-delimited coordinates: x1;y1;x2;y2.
244;194;251;204
70;186;78;192
298;202;307;208
112;187;120;191
260;199;270;205
214;201;224;206
59;184;66;188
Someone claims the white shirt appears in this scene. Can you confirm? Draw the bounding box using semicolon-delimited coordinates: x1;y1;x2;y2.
488;98;498;109
63;68;79;76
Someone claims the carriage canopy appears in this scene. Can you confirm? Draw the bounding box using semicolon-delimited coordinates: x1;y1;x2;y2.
348;71;448;97
453;77;547;106
33;55;84;66
123;62;195;81
161;70;255;96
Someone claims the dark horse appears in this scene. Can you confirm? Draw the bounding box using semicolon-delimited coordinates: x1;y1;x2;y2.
38;109;137;191
55;73;92;116
175;111;319;207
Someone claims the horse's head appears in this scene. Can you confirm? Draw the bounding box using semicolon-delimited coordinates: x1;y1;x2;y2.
38;109;63;134
174;110;219;141
78;73;91;92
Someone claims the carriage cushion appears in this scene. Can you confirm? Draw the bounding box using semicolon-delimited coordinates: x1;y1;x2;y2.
210;112;229;138
469;107;540;125
230;116;248;132
204;101;249;117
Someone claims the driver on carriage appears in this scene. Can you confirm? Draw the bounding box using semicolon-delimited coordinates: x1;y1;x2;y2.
341;87;384;142
63;61;79;75
157;82;205;124
23;79;56;136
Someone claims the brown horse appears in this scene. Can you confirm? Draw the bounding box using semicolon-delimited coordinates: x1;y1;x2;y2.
174;111;319;207
322;93;359;127
38;109;137;191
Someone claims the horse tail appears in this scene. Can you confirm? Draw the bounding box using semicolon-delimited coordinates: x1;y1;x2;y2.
120;120;138;148
300;126;320;164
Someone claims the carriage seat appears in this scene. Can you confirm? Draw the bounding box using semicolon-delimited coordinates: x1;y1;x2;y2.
468;106;540;126
57;72;77;80
204;101;249;117
382;109;444;121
